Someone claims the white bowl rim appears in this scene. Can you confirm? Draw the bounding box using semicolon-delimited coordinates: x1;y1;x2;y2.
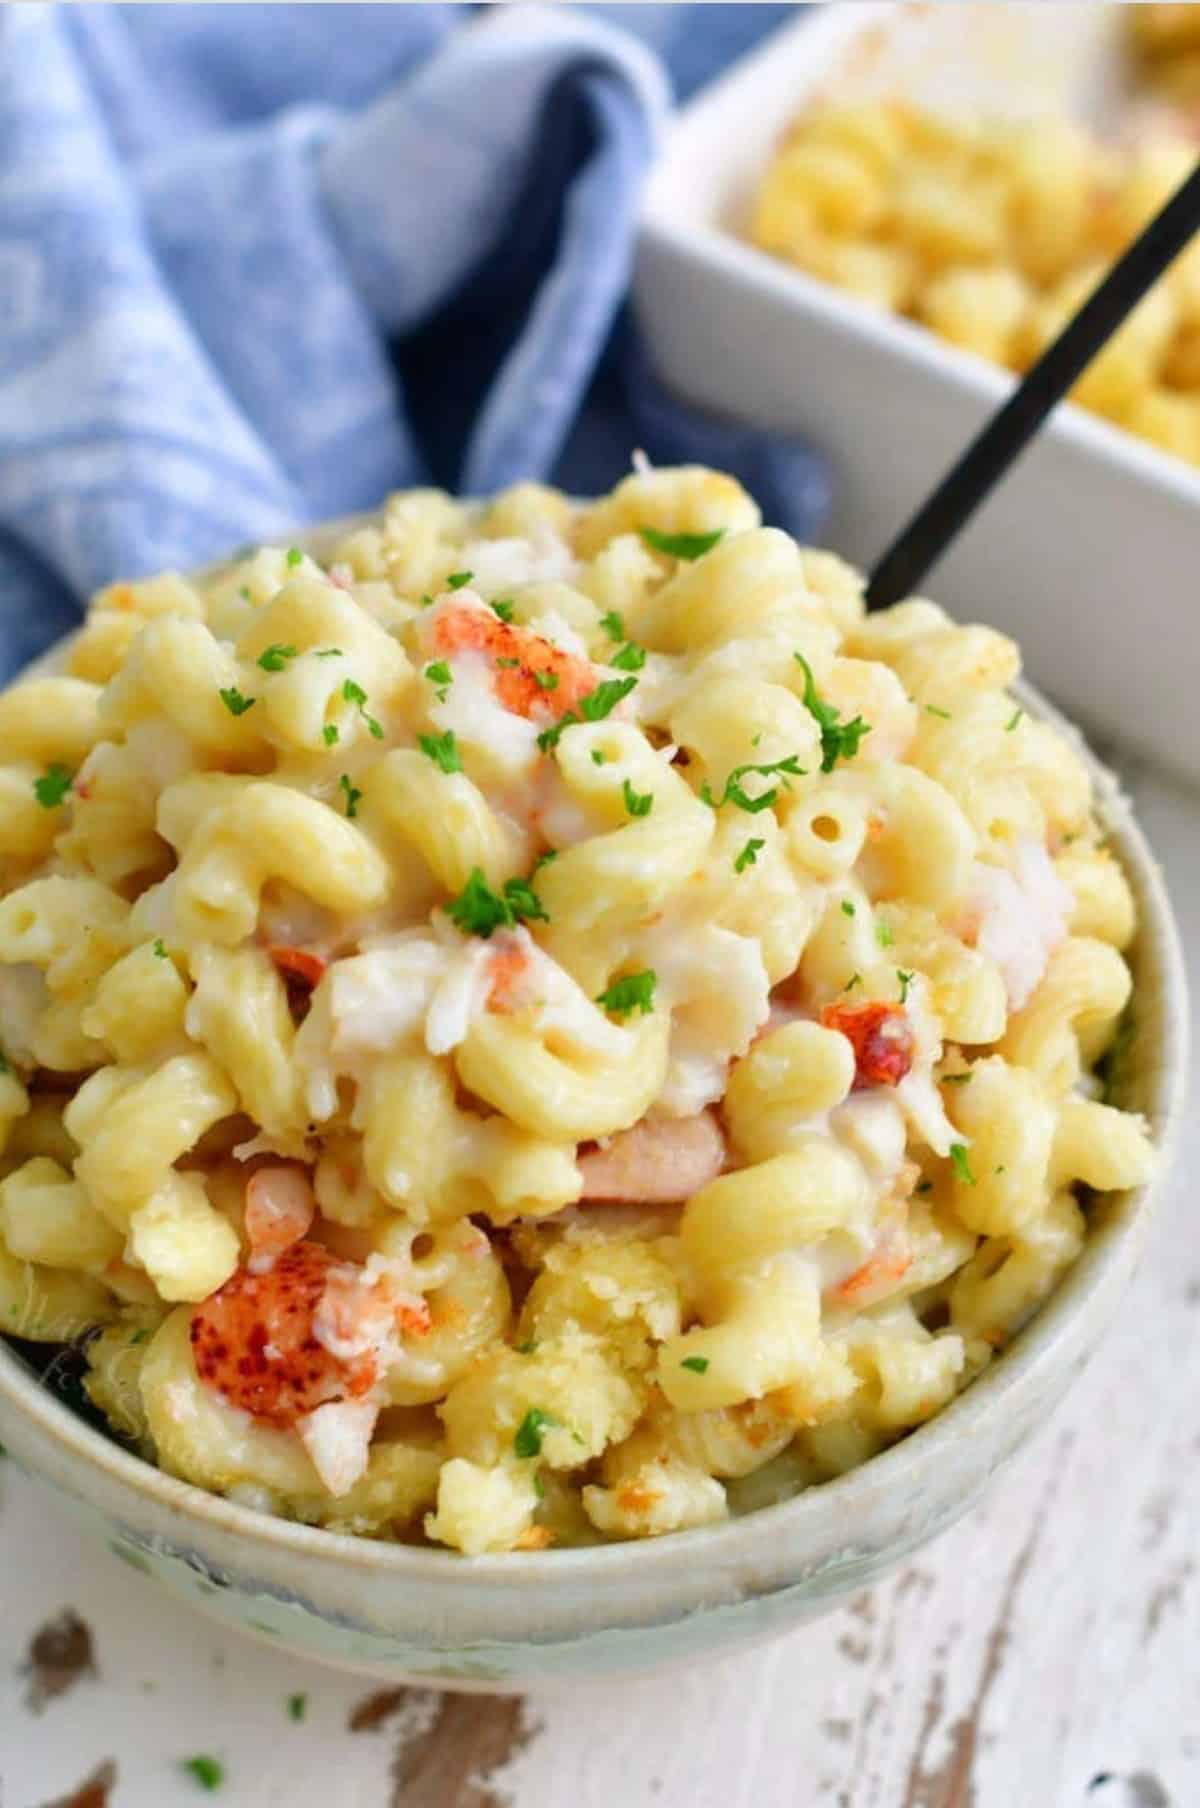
0;527;1188;1587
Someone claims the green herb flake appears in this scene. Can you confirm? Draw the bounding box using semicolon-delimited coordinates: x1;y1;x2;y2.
287;1693;307;1723
447;571;473;591
598;610;625;641
610;641;646;673
340;678;384;739
257;643;299;672
338;774;362;820
793;653;872;772
1006;708;1024;732
152;939;168;960
591;749;608;767
533;1472;546;1500
532;849;559;873
418;730;462;775
322;724;339;747
640;526;725;561
700;754;806;815
0;1052;10;1075
942;1071;973;1086
844;972;862;992
424;660;453;702
181;1756;224;1792
896;969;914;1004
949;1143;976;1185
515;1339;538;1355
130;1328;150;1345
218;686;256;718
622;778;653;818
532;669;560;692
537;676;638;753
496;656;521;669
239;585;252;602
924;704;952;720
490;597;515;623
445;867;548;938
314;647;343;659
33;763;75;809
595;970;656;1019
841;900;856;918
514;1407;559;1460
286;547;304;568
875;920;894;949
680;1356;709;1374
734;837;765;874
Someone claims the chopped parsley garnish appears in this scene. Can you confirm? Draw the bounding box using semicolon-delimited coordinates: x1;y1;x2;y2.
875;920;894;949
844;972;862;991
794;654;872;772
314;646;343;659
640;526;725;561
342;678;383;738
700;755;805;814
591;749;608;766
532;669;559;692
680;1356;709;1374
447;570;473;590
33;764;74;809
338;774;362;819
446;867;548;937
841;900;856;918
596;971;656;1018
490;597;515;623
0;1052;9;1075
532;849;558;873
286;547;303;567
239;585;252;601
537;676;638;752
496;656;521;668
943;1071;973;1085
152;939;168;960
514;1407;558;1460
610;641;646;673
516;1339;538;1355
424;660;453;702
257;643;298;672
181;1756;224;1791
322;724;339;746
218;686;256;717
129;1328;150;1345
421;593;435;608
896;969;914;1004
598;610;625;641
734;837;765;874
622;778;653;818
418;730;462;775
949;1143;976;1185
287;1693;307;1723
1006;708;1024;732
924;704;952;720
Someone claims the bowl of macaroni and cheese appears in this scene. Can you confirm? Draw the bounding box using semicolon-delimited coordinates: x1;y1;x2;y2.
0;467;1184;1686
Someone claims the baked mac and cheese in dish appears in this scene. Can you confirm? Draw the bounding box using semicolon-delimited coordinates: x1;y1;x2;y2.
0;467;1152;1553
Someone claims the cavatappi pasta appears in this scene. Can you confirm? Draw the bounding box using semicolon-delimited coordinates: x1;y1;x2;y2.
0;467;1152;1553
746;90;1200;468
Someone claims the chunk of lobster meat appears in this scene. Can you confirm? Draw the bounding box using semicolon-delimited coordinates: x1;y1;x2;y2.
820;1000;915;1089
189;1242;378;1426
268;946;328;991
297;1398;380;1497
244;1164;316;1272
431;605;598;721
578;1110;727;1204
829;1218;913;1308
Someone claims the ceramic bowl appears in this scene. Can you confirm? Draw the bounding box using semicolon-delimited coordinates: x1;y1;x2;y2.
0;528;1187;1688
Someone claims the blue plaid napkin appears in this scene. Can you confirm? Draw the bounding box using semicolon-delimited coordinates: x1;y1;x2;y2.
0;2;824;679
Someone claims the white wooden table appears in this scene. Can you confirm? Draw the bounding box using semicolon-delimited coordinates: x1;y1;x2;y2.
1;753;1195;1808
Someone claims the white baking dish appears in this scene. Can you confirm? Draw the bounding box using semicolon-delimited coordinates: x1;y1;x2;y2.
634;2;1200;784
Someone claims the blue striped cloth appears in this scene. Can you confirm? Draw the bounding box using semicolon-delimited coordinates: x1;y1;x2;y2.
0;3;824;679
